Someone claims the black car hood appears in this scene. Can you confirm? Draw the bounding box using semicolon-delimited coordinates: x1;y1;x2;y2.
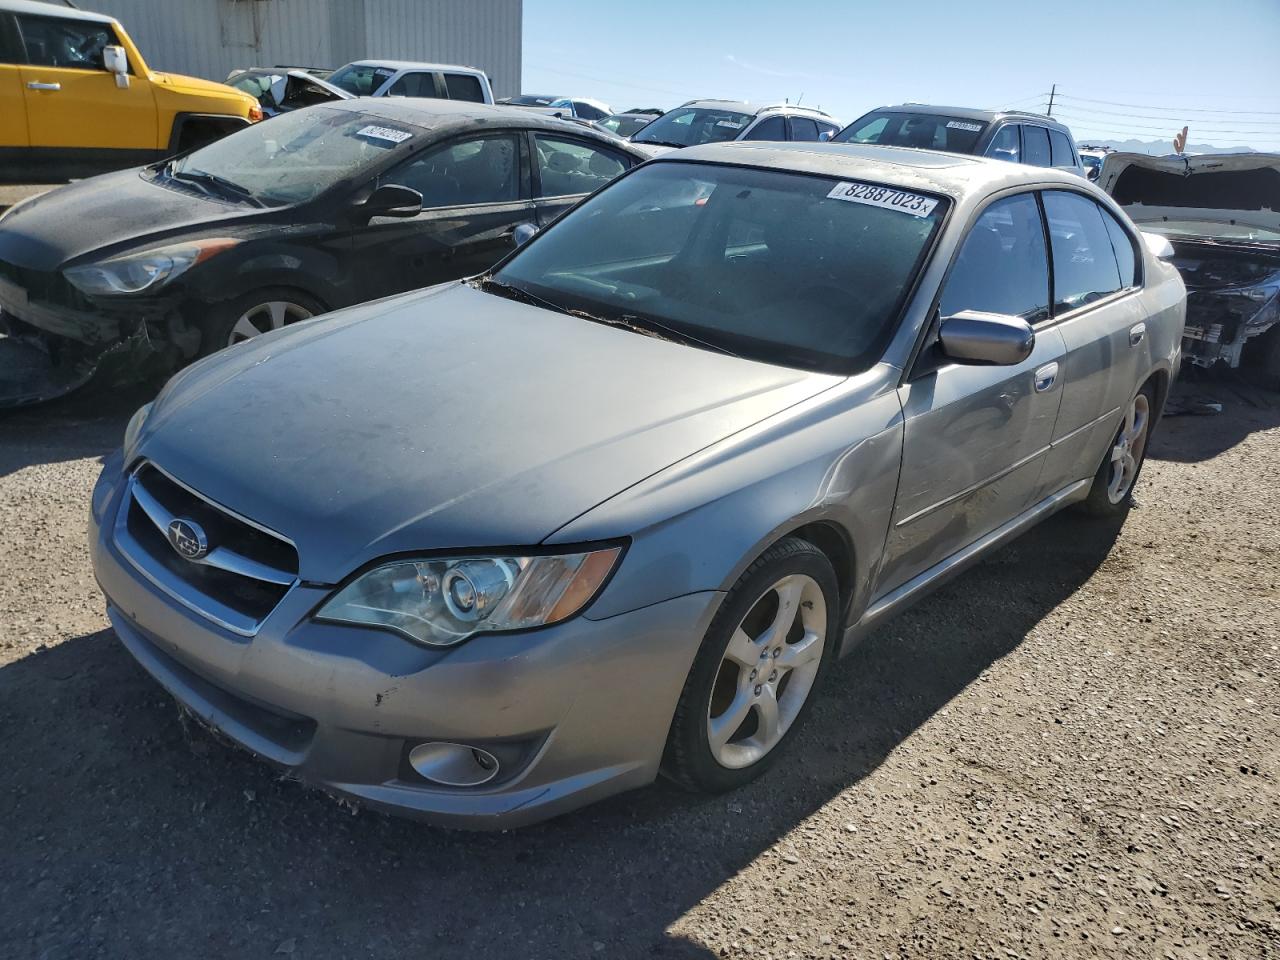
0;169;258;271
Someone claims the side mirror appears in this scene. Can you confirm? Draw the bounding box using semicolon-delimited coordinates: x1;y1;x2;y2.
103;45;128;88
358;184;422;219
818;130;834;142
1086;166;1100;182
512;223;539;247
1140;231;1176;260
938;310;1035;365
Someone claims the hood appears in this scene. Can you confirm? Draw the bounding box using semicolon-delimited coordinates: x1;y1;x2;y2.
139;283;840;583
1099;152;1280;238
0;170;255;270
153;71;254;104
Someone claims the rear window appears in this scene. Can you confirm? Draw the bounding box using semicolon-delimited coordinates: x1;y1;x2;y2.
494;162;948;374
444;73;486;103
1049;129;1076;167
833;111;988;153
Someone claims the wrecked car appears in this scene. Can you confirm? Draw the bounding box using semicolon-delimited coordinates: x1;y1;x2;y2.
1100;152;1280;385
224;66;352;117
0;99;648;407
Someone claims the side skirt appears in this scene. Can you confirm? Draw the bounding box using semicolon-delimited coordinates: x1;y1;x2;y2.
839;478;1092;656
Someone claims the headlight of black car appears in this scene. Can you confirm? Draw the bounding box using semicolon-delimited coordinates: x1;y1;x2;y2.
64;239;241;296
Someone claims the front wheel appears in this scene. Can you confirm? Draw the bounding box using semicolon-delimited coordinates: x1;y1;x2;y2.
1079;382;1156;516
197;289;325;358
662;537;838;794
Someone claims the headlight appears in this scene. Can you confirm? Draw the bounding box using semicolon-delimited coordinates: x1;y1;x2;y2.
123;401;153;453
316;546;623;646
64;238;240;296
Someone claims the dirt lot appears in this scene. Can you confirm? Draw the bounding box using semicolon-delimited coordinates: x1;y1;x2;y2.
0;377;1276;960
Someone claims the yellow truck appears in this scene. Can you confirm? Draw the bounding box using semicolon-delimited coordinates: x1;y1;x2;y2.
0;0;262;183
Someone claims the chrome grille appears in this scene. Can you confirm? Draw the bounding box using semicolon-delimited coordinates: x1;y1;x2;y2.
113;463;299;635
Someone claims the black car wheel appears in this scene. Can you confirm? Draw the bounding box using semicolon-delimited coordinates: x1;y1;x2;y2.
199;288;326;357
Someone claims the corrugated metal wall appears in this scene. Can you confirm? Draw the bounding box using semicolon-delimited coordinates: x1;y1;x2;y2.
80;0;522;96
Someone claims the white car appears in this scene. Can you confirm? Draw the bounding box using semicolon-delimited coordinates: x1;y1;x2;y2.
326;60;493;104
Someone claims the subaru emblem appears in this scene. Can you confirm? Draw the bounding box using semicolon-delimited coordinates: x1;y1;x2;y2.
167;518;208;561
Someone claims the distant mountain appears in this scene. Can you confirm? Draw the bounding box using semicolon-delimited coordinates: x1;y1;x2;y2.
1077;137;1263;156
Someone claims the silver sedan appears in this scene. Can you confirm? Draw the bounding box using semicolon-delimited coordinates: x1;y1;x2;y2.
89;143;1185;827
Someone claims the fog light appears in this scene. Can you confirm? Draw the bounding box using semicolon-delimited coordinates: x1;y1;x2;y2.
408;741;501;787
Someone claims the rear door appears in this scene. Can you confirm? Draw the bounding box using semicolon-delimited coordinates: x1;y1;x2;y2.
787;116;821;142
1021;124;1052;167
16;12;157;155
877;192;1066;593
0;13;28;155
383;70;441;98
1035;189;1148;492
740;115;787;142
348;131;534;297
530;132;636;227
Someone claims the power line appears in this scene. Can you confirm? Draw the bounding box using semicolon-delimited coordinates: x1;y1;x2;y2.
1050;109;1280;139
1055;93;1280;117
1052;101;1280;126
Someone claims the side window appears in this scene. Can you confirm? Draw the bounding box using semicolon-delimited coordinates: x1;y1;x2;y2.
1101;207;1138;288
1042;191;1124;312
1022;125;1051;166
1049;129;1076;167
386;134;518;207
443;73;485;103
789;117;820;142
986;125;1020;163
0;14;23;64
742;115;787;142
845;115;888;142
386;71;439;98
534;134;629;197
939;193;1050;323
17;15;115;70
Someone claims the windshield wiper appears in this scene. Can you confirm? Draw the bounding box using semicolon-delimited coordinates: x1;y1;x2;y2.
475;276;569;314
636;138;684;149
169;167;263;207
616;312;741;358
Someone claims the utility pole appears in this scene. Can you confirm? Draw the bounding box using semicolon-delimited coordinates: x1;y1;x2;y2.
1047;83;1056;117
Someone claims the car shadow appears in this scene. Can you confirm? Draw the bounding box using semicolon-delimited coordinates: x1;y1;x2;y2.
1151;374;1279;464
0;509;1126;958
0;379;149;479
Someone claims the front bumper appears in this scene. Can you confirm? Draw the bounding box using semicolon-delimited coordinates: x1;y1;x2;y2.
90;460;720;829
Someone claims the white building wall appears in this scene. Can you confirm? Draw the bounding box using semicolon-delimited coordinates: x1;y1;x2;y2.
80;0;522;97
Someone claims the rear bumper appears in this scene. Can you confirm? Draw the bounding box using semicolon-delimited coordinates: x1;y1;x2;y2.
90;460;720;829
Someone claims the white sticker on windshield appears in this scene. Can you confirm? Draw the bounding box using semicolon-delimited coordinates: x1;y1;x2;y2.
716;120;744;129
946;120;983;132
355;124;412;144
826;181;939;218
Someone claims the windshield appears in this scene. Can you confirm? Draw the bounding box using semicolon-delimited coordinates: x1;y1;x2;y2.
328;63;396;95
492;163;947;374
633;107;754;147
833;111;988;153
166;107;414;206
599;114;653;138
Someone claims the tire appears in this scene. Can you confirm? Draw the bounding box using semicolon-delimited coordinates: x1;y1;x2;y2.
1245;323;1280;392
197;288;325;358
662;537;839;794
1079;381;1157;517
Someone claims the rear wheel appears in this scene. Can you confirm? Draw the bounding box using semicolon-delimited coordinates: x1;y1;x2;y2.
1079;383;1156;516
198;289;324;357
662;537;838;793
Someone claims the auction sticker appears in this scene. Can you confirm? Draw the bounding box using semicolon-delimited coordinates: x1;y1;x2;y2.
946;120;983;132
826;181;938;217
356;124;413;144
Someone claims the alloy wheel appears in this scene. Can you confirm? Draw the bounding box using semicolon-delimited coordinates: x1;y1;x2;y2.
707;573;827;769
227;300;314;347
1106;392;1151;504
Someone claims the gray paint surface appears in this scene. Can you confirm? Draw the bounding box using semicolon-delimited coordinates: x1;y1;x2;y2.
81;0;523;98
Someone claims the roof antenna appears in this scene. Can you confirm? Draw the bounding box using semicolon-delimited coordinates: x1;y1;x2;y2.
796;92;804;106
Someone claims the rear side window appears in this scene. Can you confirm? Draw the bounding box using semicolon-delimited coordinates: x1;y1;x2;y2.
940;193;1050;323
443;73;485;103
985;125;1020;163
1101;209;1138;288
1022;126;1051;166
742;116;787;141
17;15;115;69
789;117;820;141
1049;129;1076;167
534;134;630;197
387;134;518;207
1043;191;1124;311
386;71;439;98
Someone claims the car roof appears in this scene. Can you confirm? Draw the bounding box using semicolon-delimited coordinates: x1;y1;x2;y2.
0;0;117;23
679;99;834;118
316;98;648;151
340;59;486;76
663;141;1091;200
866;103;1070;129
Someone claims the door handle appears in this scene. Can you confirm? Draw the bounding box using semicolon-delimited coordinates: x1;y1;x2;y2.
1129;322;1146;346
26;81;61;91
1033;362;1059;393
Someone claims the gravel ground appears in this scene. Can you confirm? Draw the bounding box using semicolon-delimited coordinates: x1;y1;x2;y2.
0;377;1276;960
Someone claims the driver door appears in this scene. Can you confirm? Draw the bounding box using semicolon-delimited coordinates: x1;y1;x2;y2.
16;12;156;156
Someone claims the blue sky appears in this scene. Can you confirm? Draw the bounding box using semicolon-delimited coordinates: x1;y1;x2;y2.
523;0;1280;150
